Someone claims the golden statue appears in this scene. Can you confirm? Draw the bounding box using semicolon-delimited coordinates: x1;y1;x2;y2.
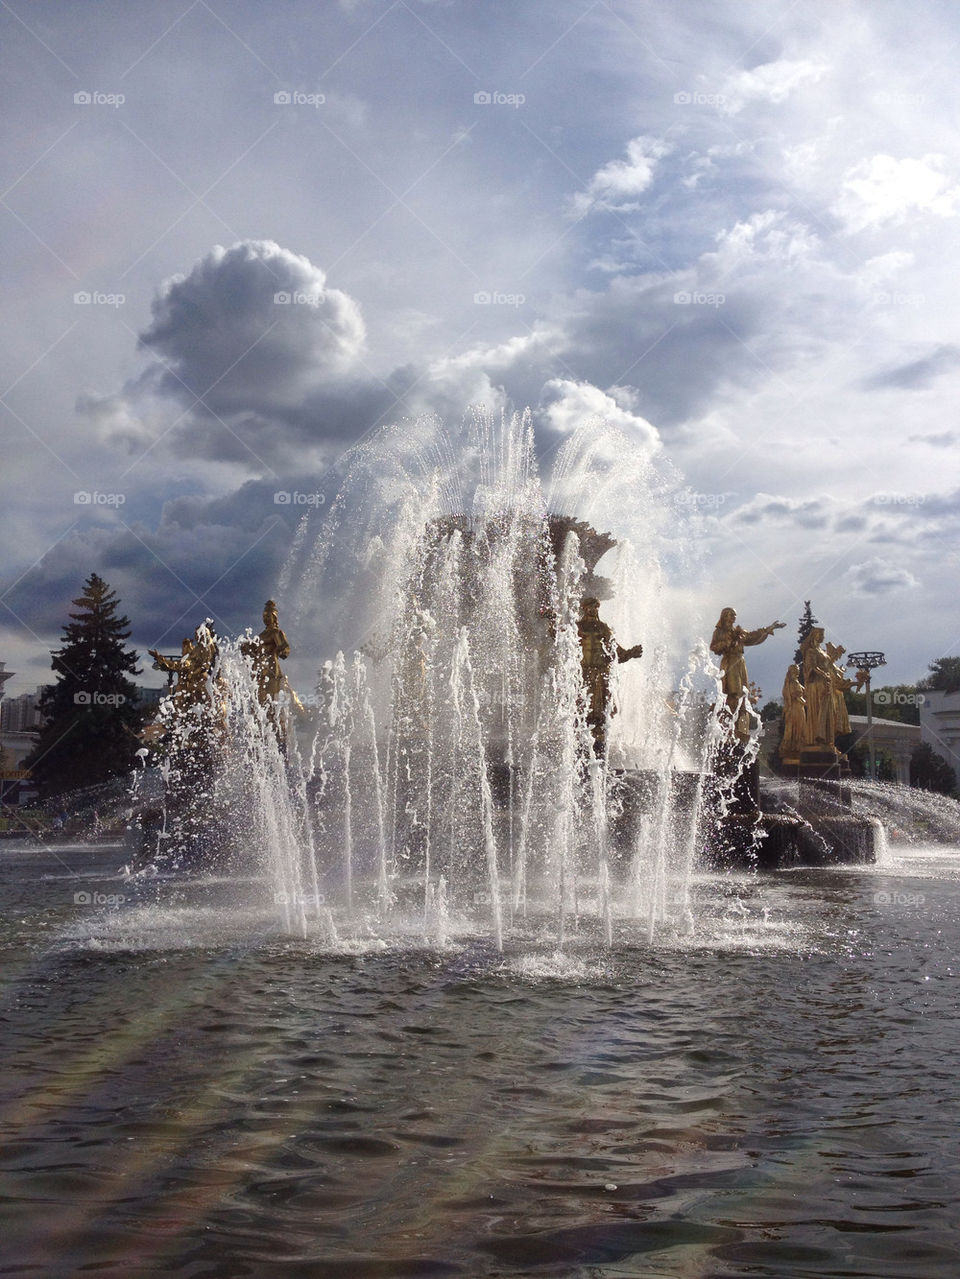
709;608;785;742
799;628;837;750
826;642;856;738
577;596;642;753
241;600;292;704
149;624;220;713
781;663;807;758
241;601;303;737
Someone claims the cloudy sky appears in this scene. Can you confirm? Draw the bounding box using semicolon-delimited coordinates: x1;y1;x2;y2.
2;0;959;701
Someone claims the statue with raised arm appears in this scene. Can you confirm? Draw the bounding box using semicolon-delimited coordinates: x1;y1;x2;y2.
710;607;785;743
149;623;219;713
577;596;642;754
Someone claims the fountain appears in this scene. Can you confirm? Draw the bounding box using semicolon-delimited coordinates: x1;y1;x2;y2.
130;409;891;942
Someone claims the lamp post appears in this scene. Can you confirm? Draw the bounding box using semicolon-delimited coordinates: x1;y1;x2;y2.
847;651;886;780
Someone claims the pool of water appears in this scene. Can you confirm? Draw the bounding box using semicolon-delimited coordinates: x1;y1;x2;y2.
2;841;959;1277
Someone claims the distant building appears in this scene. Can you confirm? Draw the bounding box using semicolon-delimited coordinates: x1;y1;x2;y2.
1;686;45;733
919;691;960;788
759;714;920;783
848;715;919;784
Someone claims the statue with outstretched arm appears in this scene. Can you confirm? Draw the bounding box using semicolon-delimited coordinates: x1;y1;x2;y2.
710;607;785;742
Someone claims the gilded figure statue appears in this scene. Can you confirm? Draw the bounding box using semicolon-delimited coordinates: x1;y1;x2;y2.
825;642;856;738
781;663;807;758
709;608;785;743
800;628;837;750
149;624;220;713
577;596;642;753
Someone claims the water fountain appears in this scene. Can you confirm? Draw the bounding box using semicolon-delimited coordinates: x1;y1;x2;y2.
131;408;895;944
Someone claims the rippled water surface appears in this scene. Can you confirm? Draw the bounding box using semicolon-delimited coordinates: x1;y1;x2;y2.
2;842;960;1277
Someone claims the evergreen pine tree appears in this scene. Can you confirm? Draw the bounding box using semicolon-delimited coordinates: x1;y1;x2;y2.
794;600;818;673
26;574;145;799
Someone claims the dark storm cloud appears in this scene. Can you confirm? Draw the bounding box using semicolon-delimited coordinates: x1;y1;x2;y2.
2;479;313;654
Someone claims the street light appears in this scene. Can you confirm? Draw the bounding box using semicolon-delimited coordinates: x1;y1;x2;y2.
847;651;886;780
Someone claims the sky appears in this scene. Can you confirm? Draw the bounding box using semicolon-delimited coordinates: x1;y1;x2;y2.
2;0;960;703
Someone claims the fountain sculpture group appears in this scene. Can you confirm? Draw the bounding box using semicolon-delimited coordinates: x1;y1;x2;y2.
133;414;881;940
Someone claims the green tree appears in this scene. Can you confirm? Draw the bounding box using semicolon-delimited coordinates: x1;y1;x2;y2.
917;657;960;694
26;574;145;799
794;600;818;672
910;742;957;794
843;684;922;725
